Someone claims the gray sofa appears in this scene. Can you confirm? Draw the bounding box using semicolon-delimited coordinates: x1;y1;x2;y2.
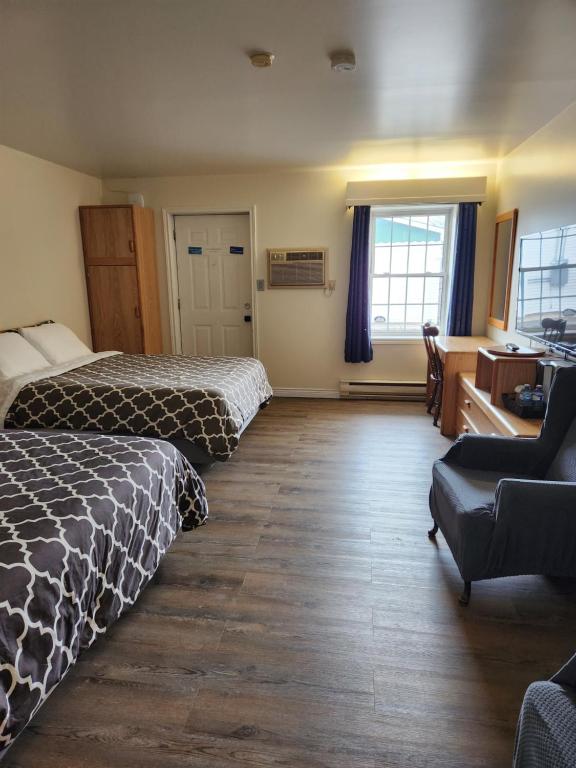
514;651;576;768
428;365;576;605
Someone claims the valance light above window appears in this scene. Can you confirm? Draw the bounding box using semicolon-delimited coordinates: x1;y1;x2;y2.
344;176;487;207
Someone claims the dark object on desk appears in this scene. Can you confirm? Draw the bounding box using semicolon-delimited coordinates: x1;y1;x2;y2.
502;393;547;419
514;650;576;768
428;365;576;606
506;342;520;352
422;323;443;427
485;345;546;358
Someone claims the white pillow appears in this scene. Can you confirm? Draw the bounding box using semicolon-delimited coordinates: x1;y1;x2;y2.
20;323;92;365
0;332;51;380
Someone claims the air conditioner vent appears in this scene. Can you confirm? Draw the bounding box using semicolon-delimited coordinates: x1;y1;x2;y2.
268;248;327;287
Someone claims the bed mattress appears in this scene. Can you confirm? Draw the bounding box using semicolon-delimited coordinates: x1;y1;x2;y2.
2;353;273;461
0;428;207;756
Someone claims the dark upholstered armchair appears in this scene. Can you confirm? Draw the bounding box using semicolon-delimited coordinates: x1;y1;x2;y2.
514;650;576;767
428;366;576;605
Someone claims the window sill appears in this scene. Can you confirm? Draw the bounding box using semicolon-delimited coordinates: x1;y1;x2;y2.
371;337;424;346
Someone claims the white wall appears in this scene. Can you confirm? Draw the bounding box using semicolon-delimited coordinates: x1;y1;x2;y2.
104;164;496;393
489;99;576;345
0;145;102;342
3;93;575;384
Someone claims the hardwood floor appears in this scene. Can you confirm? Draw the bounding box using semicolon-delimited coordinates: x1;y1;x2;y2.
6;398;576;767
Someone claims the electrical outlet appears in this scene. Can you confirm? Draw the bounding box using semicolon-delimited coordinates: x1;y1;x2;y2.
328;280;336;291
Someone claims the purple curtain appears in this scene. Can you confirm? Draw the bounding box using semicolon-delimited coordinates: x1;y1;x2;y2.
446;202;478;336
345;206;373;363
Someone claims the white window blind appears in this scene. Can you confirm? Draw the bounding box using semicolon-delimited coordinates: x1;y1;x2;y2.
370;205;456;338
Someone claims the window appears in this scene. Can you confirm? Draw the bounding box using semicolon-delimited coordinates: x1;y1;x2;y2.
516;224;576;342
369;205;456;338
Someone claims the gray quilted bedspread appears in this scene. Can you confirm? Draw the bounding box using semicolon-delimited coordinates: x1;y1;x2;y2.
5;354;273;461
0;429;207;757
514;680;576;768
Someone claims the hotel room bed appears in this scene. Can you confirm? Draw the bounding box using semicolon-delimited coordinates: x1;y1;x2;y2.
0;427;207;757
1;352;273;463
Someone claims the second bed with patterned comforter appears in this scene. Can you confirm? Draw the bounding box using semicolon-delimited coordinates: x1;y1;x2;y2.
2;353;273;461
0;428;208;758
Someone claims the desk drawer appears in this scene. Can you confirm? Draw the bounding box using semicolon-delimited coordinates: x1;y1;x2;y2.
457;385;503;435
458;411;478;435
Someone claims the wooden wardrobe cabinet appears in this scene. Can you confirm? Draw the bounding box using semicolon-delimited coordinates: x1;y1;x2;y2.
79;205;162;354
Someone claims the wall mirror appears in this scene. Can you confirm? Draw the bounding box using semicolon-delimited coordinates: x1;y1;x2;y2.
488;208;518;330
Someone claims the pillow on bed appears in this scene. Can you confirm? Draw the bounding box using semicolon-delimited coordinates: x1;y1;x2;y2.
0;332;51;379
19;322;92;365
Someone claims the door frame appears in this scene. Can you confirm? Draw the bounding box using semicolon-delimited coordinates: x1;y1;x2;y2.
162;206;259;357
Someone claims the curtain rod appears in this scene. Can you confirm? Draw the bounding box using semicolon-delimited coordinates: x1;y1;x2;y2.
346;201;483;210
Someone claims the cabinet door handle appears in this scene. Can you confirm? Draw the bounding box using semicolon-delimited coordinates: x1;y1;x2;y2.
464;399;472;409
128;239;135;253
134;306;141;319
462;425;469;433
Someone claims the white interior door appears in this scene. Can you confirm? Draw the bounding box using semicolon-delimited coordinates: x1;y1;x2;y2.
174;213;253;357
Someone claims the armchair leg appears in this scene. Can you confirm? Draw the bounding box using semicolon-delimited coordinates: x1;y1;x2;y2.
459;581;471;607
427;521;439;539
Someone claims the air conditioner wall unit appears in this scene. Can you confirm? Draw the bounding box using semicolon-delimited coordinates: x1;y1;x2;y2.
268;248;327;287
339;379;427;401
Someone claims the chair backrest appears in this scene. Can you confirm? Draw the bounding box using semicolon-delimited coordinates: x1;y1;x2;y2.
537;366;576;479
546;419;576;481
542;317;567;343
422;323;443;380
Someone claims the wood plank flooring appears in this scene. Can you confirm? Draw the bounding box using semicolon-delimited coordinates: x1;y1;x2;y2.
6;398;576;767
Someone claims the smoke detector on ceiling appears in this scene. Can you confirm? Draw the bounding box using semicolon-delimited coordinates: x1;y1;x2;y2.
330;50;356;72
250;51;275;68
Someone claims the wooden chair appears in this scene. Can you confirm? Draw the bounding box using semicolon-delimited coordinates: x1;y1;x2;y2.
422;323;443;427
541;317;567;344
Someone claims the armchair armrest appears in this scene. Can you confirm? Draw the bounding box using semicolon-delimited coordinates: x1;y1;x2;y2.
495;479;576;519
443;433;546;474
551;651;576;688
489;479;576;579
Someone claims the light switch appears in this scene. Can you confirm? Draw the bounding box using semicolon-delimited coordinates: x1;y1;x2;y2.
256;279;265;291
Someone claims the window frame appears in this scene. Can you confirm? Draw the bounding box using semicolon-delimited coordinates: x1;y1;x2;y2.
368;203;457;340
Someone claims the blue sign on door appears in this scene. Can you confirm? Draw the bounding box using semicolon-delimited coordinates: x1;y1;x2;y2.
188;246;203;255
230;246;244;254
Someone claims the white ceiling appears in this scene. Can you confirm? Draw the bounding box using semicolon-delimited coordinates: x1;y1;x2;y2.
1;0;576;178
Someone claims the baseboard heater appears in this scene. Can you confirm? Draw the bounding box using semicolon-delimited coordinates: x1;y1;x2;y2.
339;380;427;401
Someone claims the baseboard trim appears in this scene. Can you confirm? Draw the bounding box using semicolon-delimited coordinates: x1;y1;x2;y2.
273;388;340;399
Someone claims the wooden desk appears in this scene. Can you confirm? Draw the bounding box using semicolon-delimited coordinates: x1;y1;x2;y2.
435;336;493;436
458;373;542;438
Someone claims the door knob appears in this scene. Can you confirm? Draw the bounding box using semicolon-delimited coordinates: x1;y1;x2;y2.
244;302;251;310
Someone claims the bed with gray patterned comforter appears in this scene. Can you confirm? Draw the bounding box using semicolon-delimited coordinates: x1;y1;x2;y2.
4;354;273;461
0;429;207;758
